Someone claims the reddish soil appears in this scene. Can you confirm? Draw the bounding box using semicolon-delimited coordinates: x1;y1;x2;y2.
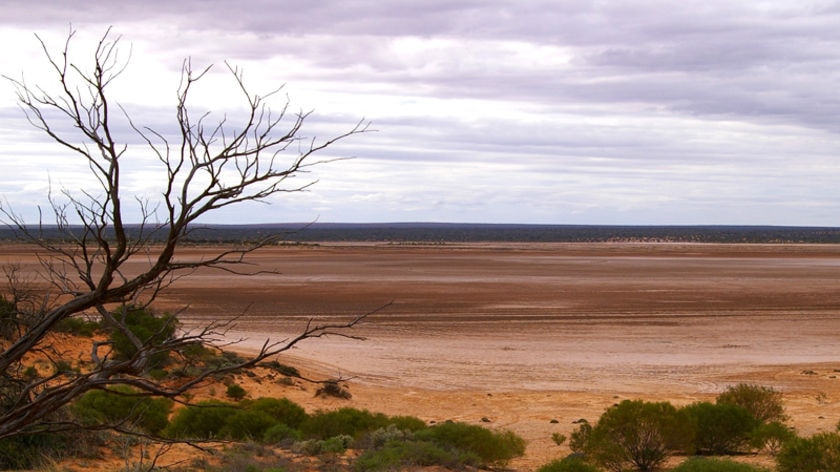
4;242;840;470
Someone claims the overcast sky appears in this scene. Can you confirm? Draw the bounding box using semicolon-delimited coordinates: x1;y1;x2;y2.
1;1;839;226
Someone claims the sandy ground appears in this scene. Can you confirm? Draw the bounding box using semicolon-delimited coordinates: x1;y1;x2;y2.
4;242;840;469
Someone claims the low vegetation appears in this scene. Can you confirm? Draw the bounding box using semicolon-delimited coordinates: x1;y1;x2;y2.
166;401;524;470
670;457;770;472
0;305;525;470
558;383;840;472
5;318;840;472
73;385;173;435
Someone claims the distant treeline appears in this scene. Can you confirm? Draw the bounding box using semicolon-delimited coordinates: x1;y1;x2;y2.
3;223;840;244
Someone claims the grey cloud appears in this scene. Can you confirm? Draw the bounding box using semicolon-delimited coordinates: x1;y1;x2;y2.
3;1;840;224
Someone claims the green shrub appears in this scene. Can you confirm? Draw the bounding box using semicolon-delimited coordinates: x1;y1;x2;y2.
72;386;172;434
672;457;770;472
552;432;568;446
353;439;473;471
226;383;248;400
163;400;238;439
751;421;796;455
165;397;308;442
215;442;292;472
53;359;76;374
220;409;278;440
315;379;352;399
301;407;391;440
717;383;786;424
0;432;71;469
537;456;601;472
243;397;308;429
319;434;353;453
263;423;302;444
55;316;100;336
414;421;526;468
148;368;168;380
181;342;215;359
261;360;301;378
293;435;353;455
569;419;592;453
776;432;840;472
386;415;427;432
575;399;692;472
366;424;414;449
203;350;247;370
682;401;759;454
106;306;177;369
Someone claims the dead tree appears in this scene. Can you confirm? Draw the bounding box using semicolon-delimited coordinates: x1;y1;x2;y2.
0;27;371;440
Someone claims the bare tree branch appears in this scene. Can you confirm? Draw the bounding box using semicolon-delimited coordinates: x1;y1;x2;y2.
0;27;373;442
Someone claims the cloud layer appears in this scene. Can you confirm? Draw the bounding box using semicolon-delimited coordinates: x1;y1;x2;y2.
1;0;839;225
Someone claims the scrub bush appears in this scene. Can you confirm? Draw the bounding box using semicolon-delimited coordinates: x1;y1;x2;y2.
671;457;770;471
106;306;177;370
572;399;692;472
776;432;840;472
226;383;247;400
386;414;427;432
682;401;759;454
0;432;71;469
414;421;526;467
163;400;238;439
73;385;172;434
220;409;278;440
353;439;474;471
537;456;601;472
263;423;302;444
293;435;353;455
244;397;308;429
717;383;786;424
55;315;100;336
750;421;796;454
301;407;390;440
165;397;309;442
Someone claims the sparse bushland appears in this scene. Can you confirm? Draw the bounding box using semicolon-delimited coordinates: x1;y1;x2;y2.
354;440;473;471
354;420;525;471
2;316;525;472
162;399;525;470
559;385;802;472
